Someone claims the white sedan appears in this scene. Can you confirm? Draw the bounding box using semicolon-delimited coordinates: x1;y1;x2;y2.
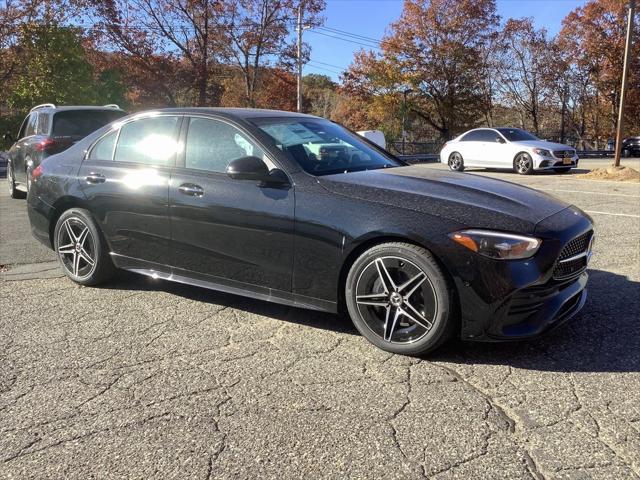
439;128;579;175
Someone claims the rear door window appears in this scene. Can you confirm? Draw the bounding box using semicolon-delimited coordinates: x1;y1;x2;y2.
114;115;181;166
52;110;126;137
460;130;483;142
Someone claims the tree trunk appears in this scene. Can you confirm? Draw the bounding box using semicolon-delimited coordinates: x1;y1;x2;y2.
197;61;207;106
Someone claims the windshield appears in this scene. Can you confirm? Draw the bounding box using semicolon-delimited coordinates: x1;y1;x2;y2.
496;128;539;142
52;110;127;137
251;117;401;176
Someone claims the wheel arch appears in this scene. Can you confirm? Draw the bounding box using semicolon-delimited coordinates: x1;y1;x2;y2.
336;233;461;320
512;150;532;163
48;196;92;248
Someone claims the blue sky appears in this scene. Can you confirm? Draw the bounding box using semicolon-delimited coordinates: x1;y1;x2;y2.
304;0;586;80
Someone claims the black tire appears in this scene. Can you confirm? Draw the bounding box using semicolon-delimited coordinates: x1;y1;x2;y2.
7;162;26;199
447;152;464;172
53;208;116;286
345;242;455;356
514;152;534;175
554;167;572;174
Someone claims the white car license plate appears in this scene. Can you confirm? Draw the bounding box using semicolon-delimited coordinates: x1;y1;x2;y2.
563;158;572;165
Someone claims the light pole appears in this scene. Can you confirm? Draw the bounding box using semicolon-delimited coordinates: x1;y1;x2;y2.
296;3;304;112
401;88;413;155
614;0;635;167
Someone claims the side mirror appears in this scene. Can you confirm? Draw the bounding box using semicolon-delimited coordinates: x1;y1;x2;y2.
3;132;14;143
496;137;505;144
226;156;288;186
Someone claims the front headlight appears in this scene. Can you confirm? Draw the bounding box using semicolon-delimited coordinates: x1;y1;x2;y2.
449;229;542;259
532;148;552;157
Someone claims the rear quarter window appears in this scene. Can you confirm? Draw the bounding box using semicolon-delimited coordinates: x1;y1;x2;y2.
88;130;117;161
37;114;50;135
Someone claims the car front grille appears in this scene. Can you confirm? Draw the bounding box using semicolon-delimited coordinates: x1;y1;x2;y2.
553;149;575;158
552;230;593;280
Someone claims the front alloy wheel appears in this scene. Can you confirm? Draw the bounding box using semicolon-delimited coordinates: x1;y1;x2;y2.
514;153;534;175
345;243;454;355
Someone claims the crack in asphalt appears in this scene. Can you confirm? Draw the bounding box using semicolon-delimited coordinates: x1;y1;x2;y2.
2;272;639;478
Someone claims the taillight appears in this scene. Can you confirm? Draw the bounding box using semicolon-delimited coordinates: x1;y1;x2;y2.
31;165;43;181
34;138;57;152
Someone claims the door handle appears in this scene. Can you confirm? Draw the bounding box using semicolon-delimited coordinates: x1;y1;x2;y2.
178;183;204;197
86;173;106;184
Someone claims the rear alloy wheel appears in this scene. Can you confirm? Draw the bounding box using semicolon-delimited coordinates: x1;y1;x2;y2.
345;243;454;355
7;163;26;199
448;152;464;172
54;209;115;286
514;153;534;175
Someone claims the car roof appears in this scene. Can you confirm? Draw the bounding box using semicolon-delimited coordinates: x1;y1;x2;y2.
148;107;320;120
34;106;126;114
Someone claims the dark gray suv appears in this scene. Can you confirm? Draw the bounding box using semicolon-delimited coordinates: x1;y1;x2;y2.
5;103;127;198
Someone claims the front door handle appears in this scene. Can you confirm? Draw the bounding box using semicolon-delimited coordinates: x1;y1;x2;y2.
86;173;106;184
178;183;204;197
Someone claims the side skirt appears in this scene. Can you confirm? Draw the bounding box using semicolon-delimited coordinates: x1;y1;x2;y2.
110;252;337;313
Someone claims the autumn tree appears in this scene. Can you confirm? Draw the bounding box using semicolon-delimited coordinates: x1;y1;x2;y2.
220;0;324;107
7;24;125;110
496;18;553;135
343;0;500;140
86;0;227;106
302;73;337;117
559;0;640;139
1;0;74;85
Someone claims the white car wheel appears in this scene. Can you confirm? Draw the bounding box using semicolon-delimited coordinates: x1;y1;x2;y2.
448;152;464;172
514;153;534;175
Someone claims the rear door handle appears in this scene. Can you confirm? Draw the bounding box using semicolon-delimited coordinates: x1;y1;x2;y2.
178;183;204;197
86;173;106;184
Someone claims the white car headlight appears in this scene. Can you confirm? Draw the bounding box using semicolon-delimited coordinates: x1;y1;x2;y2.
532;148;552;157
450;229;542;259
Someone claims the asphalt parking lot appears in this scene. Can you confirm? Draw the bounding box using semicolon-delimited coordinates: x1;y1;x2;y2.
1;158;639;479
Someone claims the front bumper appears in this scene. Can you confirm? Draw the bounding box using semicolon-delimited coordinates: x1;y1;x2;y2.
448;206;593;341
534;155;579;170
471;273;587;341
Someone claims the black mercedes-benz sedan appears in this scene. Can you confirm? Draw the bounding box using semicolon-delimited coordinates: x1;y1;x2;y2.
26;108;594;355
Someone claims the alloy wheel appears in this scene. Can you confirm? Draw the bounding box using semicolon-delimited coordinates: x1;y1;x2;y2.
448;153;462;171
515;154;532;174
57;217;97;279
354;256;438;344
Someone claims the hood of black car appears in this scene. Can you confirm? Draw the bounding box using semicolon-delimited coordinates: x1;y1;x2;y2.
317;165;570;234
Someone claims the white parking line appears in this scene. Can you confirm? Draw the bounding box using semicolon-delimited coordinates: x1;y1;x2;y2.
538;188;640;198
584;210;640;218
